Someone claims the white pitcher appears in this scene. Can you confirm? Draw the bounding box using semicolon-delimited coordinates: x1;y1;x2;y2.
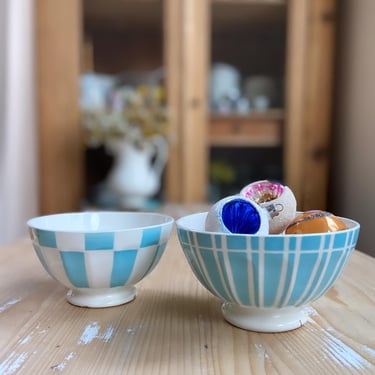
106;135;168;209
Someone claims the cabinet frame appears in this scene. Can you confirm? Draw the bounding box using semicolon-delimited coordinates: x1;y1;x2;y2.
35;0;336;213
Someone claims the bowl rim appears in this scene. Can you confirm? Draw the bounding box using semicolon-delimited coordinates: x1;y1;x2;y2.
27;211;175;233
176;211;360;237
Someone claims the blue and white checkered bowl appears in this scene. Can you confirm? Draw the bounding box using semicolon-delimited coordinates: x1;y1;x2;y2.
176;212;360;332
28;211;174;307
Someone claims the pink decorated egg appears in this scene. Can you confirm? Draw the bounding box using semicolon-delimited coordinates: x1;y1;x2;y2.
240;180;297;234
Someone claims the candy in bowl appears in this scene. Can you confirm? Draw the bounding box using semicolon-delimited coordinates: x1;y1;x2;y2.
176;212;360;332
28;211;174;308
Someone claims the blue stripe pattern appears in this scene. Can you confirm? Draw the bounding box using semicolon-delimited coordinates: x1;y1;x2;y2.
177;222;360;308
111;250;137;287
36;229;57;248
60;252;88;288
141;227;161;247
143;243;168;276
85;232;114;250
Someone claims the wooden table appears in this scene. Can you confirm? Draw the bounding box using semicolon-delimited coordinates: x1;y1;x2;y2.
1;206;375;374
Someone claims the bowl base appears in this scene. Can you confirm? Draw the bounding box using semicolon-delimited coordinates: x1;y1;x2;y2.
67;285;137;308
221;303;308;332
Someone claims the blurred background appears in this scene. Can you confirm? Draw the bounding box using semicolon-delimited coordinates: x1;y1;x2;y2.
0;0;374;257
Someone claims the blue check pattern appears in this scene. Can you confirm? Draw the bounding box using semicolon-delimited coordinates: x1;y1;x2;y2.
29;224;172;289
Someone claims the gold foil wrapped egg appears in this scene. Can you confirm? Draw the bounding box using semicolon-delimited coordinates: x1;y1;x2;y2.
285;210;347;234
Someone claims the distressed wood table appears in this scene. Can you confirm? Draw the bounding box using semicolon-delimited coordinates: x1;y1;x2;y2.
0;205;374;374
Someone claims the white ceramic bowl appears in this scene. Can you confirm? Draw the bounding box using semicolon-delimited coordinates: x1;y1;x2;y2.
176;212;360;332
28;211;174;308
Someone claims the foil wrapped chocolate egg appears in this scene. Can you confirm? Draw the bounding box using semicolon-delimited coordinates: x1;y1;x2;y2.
205;195;269;235
240;180;297;234
285;210;347;234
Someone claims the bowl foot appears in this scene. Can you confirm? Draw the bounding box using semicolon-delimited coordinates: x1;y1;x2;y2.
221;303;307;332
67;285;137;308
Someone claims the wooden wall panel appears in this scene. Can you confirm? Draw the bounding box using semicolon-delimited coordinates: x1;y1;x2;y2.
285;0;336;210
301;0;336;210
164;0;210;202
180;0;210;202
164;0;183;202
284;0;309;208
36;0;83;214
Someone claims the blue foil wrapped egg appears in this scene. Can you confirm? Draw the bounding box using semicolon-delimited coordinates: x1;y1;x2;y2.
205;195;269;234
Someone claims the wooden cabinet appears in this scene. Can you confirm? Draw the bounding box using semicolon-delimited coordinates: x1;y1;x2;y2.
36;0;336;214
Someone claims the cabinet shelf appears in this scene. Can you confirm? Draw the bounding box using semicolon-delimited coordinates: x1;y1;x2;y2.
83;0;162;31
209;109;283;147
83;0;285;32
212;0;285;32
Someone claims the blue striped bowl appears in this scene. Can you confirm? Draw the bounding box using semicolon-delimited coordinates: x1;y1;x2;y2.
28;211;174;307
176;212;360;332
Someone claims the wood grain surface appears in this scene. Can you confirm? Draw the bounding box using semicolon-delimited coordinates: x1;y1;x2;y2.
0;207;374;374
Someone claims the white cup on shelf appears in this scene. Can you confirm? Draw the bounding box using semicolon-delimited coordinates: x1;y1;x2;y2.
244;75;277;110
